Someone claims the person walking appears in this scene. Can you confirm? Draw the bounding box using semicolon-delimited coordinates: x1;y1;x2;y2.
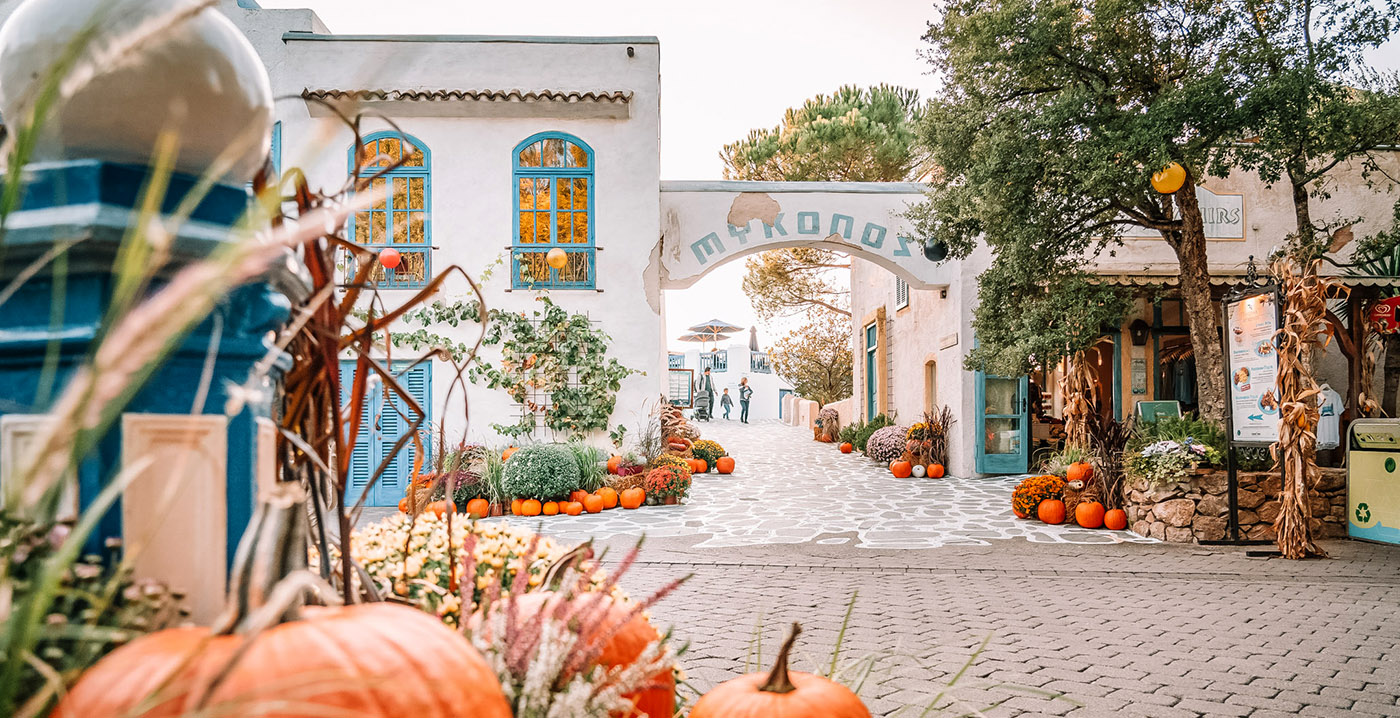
720;388;734;419
739;377;753;423
696;367;716;422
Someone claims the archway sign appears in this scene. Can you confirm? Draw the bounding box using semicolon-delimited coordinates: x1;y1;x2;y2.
658;181;954;290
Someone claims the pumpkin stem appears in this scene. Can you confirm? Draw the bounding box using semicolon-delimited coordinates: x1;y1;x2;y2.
211;481;310;635
761;622;802;694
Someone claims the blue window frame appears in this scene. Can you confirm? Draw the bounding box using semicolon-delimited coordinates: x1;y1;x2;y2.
512;132;595;289
271;121;282;180
347;131;431;289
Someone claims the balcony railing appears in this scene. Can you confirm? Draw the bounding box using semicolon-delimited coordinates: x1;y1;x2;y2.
668;353;685;369
750;351;772;374
700;350;728;373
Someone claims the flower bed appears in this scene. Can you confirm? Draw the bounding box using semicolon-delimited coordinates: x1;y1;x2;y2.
1123;468;1348;543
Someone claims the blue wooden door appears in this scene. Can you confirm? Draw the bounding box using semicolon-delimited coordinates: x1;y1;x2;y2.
339;361;432;507
778;388;792;418
865;323;878;420
975;373;1029;474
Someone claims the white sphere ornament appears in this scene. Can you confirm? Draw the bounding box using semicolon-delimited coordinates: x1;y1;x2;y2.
912;464;927;479
0;0;274;183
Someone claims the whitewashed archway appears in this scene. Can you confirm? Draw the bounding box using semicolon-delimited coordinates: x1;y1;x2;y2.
658;181;956;290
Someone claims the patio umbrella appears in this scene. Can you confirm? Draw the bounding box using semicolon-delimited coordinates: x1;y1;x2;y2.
677;331;731;352
749;326;759;352
689;319;745;338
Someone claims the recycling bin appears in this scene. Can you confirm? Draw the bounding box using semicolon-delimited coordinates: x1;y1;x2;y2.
1346;419;1400;545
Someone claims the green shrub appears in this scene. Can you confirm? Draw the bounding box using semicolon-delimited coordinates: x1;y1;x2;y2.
1129;414;1226;457
567;441;608;492
851;413;893;452
502;444;581;500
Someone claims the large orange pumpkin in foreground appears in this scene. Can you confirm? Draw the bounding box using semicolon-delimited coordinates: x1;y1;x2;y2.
598;486;620;509
620;487;646;509
54;485;512;718
691;623;868;718
584;493;605;513
1075;501;1106;529
1037;499;1067;525
474;592;675;718
890;461;913;479
716;456;735;474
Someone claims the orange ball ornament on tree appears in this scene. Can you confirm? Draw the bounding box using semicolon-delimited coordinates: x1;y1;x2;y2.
546;247;568;270
1151;162;1187;194
691;623;870;718
378;246;402;269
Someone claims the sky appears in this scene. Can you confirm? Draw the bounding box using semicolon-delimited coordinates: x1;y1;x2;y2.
256;0;943;351
259;0;1400;352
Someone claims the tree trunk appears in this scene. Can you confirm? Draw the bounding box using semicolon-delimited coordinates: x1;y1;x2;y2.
1171;181;1228;425
1290;173;1315;250
1383;334;1400;417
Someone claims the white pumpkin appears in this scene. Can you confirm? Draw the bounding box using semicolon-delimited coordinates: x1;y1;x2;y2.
911;464;927;478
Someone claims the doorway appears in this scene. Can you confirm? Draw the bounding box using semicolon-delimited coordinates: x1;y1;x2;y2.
975;372;1029;474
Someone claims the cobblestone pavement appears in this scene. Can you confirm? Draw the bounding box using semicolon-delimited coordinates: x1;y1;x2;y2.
359;420;1400;716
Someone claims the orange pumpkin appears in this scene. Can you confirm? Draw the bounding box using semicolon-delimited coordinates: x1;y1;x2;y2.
570;489;590;504
510;498;524;515
1066;461;1093;483
429;500;456;519
839;442;853;453
927;463;946;479
564;501;584;516
52;487;513;718
521;499;542;517
502;446;518;462
542;501;560;516
1104;508;1129;531
690;623;868;718
475;592;674;718
716;456;735;474
1075;501;1106;529
620;487;645;509
607;455;622;474
598;486;619;509
583;493;605;514
1012;508;1028;519
692;458;709;474
466;498;489;517
1037;499;1067;525
398;497;409;513
890;461;913;479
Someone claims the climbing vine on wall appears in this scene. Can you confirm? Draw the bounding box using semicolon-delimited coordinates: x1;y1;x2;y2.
468;296;640;439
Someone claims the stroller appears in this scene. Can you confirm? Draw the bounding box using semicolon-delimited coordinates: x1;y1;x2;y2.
692;389;712;422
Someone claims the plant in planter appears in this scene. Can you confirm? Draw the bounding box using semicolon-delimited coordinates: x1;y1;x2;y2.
1011;475;1065;519
503;443;582;501
650;452;692;474
815;407;841;442
690;439;726;469
566;441;608;492
645;465;691;504
865;425;908;464
1125;438;1221;486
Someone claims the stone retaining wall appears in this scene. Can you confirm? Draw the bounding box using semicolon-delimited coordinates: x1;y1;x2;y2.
1124;468;1347;543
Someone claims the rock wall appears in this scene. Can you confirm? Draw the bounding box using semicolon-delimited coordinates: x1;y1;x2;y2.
1124;468;1348;543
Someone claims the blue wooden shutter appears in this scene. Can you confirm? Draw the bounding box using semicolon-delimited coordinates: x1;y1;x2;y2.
340;362;377;505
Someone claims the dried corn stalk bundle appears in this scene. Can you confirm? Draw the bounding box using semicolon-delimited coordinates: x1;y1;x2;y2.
1359;311;1383;418
1271;258;1342;560
1061;351;1098;452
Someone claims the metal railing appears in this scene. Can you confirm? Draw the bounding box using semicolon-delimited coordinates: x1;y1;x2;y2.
750;351;772;374
700;350;728;373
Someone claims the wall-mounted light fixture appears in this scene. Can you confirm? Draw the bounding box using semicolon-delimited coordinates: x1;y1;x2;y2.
1129;318;1151;346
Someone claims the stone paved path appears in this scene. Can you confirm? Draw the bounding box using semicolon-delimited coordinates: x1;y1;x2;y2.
358;419;1400;716
363;420;1153;549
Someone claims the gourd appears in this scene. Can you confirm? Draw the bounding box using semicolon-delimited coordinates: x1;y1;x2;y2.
839;442;853;453
1104;508;1129;531
521;499;542;516
927;464;945;479
543;501;560;516
1037;499;1067;525
716;456;735;474
52;482;512;718
890;461;913;479
598;486;619;509
564;501;584;516
690;623;869;718
620;487;646;509
1066;462;1093;483
466;498;490;517
584;493;604;513
1075;501;1105;529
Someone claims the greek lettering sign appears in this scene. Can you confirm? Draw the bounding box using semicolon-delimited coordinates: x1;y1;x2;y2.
1224;289;1280;444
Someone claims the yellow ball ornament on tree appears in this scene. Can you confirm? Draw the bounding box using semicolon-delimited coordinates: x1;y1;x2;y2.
1151;162;1187;194
545;247;568;270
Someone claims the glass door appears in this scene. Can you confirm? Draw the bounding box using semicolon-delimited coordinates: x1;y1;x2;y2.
976;372;1029;474
865;323;878;420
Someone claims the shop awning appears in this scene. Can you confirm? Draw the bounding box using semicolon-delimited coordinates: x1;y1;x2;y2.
302;88;633;119
1091;269;1400;289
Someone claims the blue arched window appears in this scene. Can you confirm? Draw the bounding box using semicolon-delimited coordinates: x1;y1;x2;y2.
348;131;431;288
512;132;594;289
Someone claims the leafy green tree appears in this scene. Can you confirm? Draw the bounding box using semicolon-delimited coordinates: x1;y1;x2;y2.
914;0;1246;422
769;310;854;407
723;85;927;320
1223;0;1400;255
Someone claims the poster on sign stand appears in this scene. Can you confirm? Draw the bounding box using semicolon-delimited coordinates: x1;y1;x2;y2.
1208;286;1282;546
